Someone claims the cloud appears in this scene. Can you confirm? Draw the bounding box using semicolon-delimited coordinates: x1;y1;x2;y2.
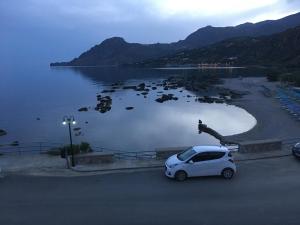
0;0;300;66
1;0;299;32
152;0;279;18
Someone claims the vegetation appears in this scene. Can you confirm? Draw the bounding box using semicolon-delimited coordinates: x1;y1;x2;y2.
138;26;300;68
46;142;92;156
266;68;290;82
267;69;300;87
280;71;300;86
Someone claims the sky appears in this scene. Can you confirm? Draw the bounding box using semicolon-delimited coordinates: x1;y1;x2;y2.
1;0;300;66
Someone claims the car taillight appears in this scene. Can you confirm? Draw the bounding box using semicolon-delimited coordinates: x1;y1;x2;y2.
228;159;234;163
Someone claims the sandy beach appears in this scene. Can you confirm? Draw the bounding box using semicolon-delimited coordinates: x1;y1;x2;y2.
222;77;300;142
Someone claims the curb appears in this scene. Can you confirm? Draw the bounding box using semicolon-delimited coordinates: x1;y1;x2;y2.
71;164;164;173
235;153;292;162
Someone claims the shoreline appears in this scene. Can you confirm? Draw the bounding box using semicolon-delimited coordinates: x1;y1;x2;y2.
154;66;245;70
222;77;300;142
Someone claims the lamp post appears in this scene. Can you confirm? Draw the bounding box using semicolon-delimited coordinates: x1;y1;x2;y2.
62;116;76;167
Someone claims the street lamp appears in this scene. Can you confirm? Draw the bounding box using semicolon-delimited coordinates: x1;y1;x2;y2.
62;116;76;167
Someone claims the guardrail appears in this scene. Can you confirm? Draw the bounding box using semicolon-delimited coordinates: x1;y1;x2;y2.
92;147;156;160
0;142;157;160
0;138;298;160
0;142;64;155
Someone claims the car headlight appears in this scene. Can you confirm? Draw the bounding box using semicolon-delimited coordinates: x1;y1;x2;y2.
169;164;178;168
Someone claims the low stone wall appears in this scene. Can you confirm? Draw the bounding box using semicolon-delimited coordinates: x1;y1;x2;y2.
238;139;282;153
74;152;114;165
155;146;190;159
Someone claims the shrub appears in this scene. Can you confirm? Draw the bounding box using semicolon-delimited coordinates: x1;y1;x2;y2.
79;142;91;153
45;148;61;156
280;71;300;86
267;73;279;82
46;142;92;156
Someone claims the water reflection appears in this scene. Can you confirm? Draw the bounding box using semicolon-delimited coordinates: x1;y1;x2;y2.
67;82;256;151
54;66;270;85
0;66;257;151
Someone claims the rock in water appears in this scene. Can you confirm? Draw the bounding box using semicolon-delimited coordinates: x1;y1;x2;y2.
10;141;19;146
0;129;7;136
101;89;115;93
126;107;134;110
136;83;146;91
78;107;88;112
95;96;112;113
155;94;178;103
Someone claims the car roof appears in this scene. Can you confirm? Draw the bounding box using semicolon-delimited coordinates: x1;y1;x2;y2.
192;145;229;153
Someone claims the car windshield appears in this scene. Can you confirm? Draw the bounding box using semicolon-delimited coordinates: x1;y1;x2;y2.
177;148;196;161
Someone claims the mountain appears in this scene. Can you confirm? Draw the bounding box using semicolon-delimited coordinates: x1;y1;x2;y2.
138;26;300;67
51;12;300;67
178;12;300;49
51;37;175;66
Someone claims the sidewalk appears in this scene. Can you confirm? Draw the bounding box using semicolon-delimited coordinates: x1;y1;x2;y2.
0;149;293;177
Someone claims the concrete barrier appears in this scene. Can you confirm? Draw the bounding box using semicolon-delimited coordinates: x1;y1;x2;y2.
74;152;114;165
155;146;190;159
238;139;282;153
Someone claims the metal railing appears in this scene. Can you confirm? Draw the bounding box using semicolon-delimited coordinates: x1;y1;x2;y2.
0;142;64;155
0;142;157;160
0;138;298;159
92;147;156;160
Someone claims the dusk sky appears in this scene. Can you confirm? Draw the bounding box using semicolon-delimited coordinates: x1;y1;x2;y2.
1;0;300;66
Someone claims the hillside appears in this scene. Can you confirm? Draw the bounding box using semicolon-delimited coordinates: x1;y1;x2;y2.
137;26;300;67
51;37;175;66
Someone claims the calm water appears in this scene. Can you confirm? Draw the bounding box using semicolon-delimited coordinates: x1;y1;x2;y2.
0;66;257;151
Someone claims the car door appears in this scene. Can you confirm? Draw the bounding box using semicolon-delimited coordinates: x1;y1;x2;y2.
204;151;226;176
184;152;212;177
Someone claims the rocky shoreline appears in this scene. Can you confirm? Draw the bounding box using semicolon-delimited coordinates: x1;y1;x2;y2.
77;74;248;114
73;74;253;144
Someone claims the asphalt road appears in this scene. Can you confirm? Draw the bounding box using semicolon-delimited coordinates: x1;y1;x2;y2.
0;156;300;225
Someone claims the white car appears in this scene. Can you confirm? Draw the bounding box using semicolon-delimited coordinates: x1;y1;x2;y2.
165;146;236;181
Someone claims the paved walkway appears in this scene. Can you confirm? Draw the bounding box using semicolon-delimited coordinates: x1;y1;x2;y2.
0;148;293;177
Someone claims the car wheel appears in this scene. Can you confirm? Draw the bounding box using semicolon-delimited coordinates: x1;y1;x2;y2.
222;168;234;179
175;170;187;181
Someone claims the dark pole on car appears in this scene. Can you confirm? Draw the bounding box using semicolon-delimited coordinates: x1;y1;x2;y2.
62;116;76;167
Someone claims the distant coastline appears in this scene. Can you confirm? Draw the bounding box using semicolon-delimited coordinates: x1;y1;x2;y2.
155;66;245;70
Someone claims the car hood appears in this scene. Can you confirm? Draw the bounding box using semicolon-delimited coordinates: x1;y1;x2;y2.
166;154;182;167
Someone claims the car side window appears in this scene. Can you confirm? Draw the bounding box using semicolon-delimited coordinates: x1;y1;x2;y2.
190;151;225;162
191;152;211;162
209;151;225;160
